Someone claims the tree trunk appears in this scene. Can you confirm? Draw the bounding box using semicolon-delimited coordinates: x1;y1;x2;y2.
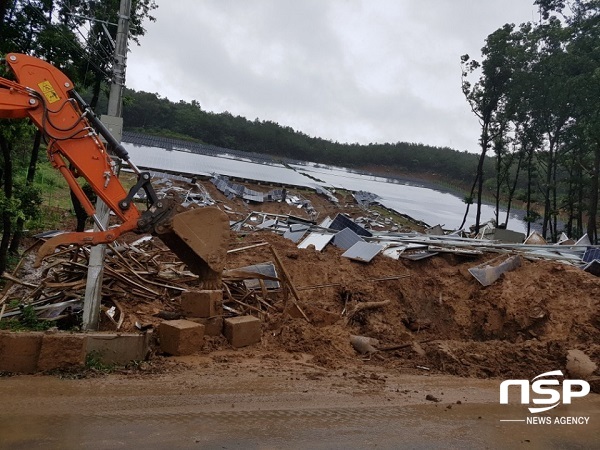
0;132;13;274
70;188;88;232
459;174;478;231
0;0;9;34
586;144;600;243
474;126;491;234
495;150;502;226
542;142;554;240
10;130;41;253
576;160;584;238
90;76;102;110
551;152;558;242
504;150;524;227
526;147;535;236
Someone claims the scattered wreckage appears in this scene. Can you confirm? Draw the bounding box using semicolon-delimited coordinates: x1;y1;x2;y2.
1;176;599;342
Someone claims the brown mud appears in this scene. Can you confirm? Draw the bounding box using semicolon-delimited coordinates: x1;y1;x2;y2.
99;178;600;384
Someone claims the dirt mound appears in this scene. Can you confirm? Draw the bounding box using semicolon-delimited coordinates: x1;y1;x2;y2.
221;231;600;381
7;178;598;383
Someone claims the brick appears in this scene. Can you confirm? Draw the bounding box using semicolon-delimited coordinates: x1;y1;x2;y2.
181;290;223;318
223;316;261;348
85;332;152;365
0;331;43;373
189;317;223;336
37;333;86;371
159;320;204;356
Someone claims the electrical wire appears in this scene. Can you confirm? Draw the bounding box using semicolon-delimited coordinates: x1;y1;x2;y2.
24;1;113;81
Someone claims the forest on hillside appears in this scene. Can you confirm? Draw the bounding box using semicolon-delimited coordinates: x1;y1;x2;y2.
120;89;487;185
118;4;600;245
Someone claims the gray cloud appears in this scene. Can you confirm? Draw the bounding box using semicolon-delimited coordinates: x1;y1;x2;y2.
127;0;537;152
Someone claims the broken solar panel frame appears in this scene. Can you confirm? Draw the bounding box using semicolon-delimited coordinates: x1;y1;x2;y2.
237;262;280;290
583;259;600;277
400;251;438;261
341;241;382;262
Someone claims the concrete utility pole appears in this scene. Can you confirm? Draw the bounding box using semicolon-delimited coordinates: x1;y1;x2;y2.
82;0;131;330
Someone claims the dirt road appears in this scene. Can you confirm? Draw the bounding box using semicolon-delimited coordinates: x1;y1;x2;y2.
1;353;598;449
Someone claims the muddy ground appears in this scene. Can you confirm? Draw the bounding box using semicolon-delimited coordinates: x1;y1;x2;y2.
87;177;600;385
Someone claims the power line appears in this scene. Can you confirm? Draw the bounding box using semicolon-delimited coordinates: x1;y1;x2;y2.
23;0;113;81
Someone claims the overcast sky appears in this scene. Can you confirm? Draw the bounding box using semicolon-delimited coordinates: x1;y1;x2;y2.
126;0;539;153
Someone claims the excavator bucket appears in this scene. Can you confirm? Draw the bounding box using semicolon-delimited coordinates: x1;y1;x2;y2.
155;207;230;289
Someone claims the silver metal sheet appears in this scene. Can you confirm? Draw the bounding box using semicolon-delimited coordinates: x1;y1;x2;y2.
342;241;383;262
428;245;482;256
576;234;592;246
290;224;310;232
298;232;334;251
468;255;522;286
257;219;278;229
319;216;333;228
400;251;438;261
382;246;406;260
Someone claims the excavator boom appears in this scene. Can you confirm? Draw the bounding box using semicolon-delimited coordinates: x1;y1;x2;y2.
0;53;228;287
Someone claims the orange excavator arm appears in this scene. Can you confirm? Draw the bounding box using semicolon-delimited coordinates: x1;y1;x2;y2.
0;53;229;286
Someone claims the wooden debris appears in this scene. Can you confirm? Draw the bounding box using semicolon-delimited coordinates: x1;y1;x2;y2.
269;245;310;322
1;273;38;288
0;237;192;325
345;300;391;321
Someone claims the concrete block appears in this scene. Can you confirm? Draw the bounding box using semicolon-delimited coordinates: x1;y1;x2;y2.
159;320;205;356
37;333;86;371
189;317;223;336
181;290;223;318
223;316;261;348
0;332;43;374
85;332;152;365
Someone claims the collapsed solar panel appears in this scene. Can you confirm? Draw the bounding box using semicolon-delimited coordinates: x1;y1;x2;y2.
583;260;600;277
583;247;600;263
298;232;334;251
353;190;379;207
237;262;280;290
332;227;364;251
283;227;308;243
329;214;372;237
342;241;383;262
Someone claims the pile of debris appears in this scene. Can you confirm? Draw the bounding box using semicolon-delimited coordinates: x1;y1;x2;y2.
242;209;600;276
1;176;599;382
0;237;307;332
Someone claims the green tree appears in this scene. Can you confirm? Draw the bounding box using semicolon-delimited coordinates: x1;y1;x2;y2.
460;24;517;232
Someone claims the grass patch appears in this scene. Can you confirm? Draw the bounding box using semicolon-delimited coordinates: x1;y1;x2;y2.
85;351;116;373
0;305;54;331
